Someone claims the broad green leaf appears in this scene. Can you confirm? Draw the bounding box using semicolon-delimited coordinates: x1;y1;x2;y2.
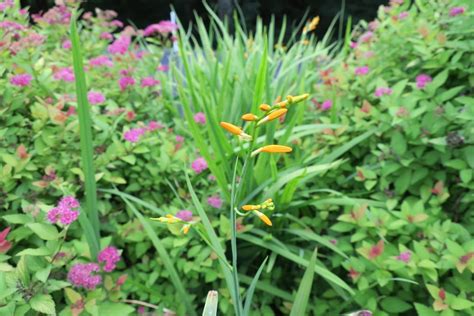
29;294;55;315
26;223;59;240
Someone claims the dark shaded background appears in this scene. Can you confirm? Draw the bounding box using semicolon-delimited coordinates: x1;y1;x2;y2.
22;0;387;37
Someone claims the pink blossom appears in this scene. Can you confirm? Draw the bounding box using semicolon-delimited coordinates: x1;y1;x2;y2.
389;0;403;5
62;40;71;49
364;51;375;59
449;7;465;17
89;55;113;68
374;87;393;97
0;21;25;31
123;128;146;143
68;263;102;290
191;157;208;174
119;76;135;91
398;12;409;19
33;5;71;25
100;32;114;40
355;66;369;76
47;196;80;226
137;306;146;315
143;21;178;36
147;121;163;131
350;41;358;49
416;74;432;89
193;112;206;125
110;19;123;28
396;251;411;263
207;195;223;209
157;64;169;72
0;0;13;12
360;31;374;43
175;210;193;222
141;76;160;87
53;67;75;82
98;246;121;272
320;100;332;111
176;135;184;143
87;91;106;105
10;74;32;87
107;36;131;55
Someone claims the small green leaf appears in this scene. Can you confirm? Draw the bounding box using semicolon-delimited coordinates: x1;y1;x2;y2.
380;297;412;313
391;131;407;156
414;303;438;316
98;303;135;316
450;297;474;310
26;223;59;240
29;294;55;315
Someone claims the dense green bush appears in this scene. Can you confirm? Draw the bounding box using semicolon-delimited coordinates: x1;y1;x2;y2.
0;0;473;315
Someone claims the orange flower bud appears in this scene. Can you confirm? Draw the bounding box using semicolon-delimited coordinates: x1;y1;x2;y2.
251;145;292;157
220;122;252;140
259;103;271;111
257;108;288;125
254;210;272;226
241;113;258;121
242;205;261;211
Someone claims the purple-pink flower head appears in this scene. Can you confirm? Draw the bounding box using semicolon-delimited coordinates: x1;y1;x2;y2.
110;19;124;28
62;39;72;49
176;135;184;143
416;74;432;89
53;67;75;82
157;64;169;72
87;91;106;105
100;32;114;41
107;36;131;55
89;55;113;68
449;7;465;17
68;263;102;290
374;87;393;97
119;76;135;91
10;74;32;87
0;20;25;31
98;246;121;272
141;76;160;88
360;31;374;43
193;112;206;125
398;11;409;20
355;66;369;76
350;41;358;49
47;196;80;226
396;251;411;263
175;210;193;222
0;0;14;12
143;20;178;36
321;100;333;111
191;157;208;174
123;128;146;143
207;195;223;209
147;121;163;131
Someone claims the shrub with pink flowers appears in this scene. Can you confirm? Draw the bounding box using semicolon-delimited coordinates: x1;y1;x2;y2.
0;0;473;315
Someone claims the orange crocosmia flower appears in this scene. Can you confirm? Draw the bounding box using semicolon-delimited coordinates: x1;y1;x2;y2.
241;113;258;121
254;210;272;226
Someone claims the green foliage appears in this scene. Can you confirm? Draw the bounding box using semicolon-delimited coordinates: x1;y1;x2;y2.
0;0;473;315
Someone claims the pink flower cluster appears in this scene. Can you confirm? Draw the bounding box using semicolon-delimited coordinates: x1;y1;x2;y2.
0;20;24;31
355;66;369;76
140;76;160;88
0;0;14;12
108;36;131;55
62;40;72;50
10;74;32;87
396;251;411;263
47;196;80;226
360;31;374;43
87;91;106;105
374;87;392;97
123;121;161;143
191;157;208;174
32;5;71;25
320;100;333;111
68;263;102;290
119;76;135;91
449;7;465;17
416;74;432;89
207;195;223;209
143;20;178;36
98;246;121;272
100;32;114;41
89;55;113;68
123;128;146;143
176;210;193;222
54;67;75;82
193;112;206;125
